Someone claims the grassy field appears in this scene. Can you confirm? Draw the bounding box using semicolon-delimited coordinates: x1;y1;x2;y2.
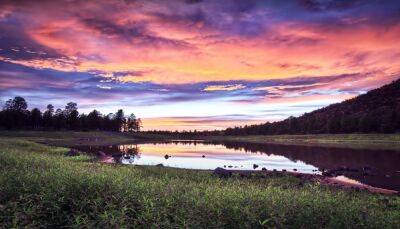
0;131;138;146
204;134;400;150
0;135;399;227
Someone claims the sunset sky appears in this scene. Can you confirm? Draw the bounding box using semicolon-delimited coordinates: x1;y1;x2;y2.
1;0;400;130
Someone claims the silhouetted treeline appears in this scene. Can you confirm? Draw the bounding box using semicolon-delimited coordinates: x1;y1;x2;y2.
226;79;400;135
0;97;141;132
143;129;224;138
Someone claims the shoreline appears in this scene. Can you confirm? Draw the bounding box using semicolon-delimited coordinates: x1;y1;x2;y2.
95;154;399;195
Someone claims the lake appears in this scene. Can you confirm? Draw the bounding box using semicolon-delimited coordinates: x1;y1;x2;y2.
75;141;400;191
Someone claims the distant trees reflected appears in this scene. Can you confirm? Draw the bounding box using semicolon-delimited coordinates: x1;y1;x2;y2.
0;96;142;132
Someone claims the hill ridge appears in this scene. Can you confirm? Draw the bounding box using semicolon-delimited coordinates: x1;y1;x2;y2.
225;79;400;135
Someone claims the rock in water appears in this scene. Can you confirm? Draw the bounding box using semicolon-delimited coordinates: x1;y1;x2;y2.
213;167;232;178
112;153;122;158
96;151;106;157
253;164;259;169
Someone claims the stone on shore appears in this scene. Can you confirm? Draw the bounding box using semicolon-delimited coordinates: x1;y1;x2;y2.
213;167;232;178
65;149;80;157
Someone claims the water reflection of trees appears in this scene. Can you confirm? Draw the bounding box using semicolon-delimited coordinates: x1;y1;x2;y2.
148;141;202;146
119;141;400;173
218;142;400;171
142;141;400;191
116;145;141;164
118;144;140;156
146;141;400;172
77;144;141;160
78;141;400;191
217;141;400;191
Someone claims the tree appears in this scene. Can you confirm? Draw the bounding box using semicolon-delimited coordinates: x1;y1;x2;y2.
113;109;125;131
54;108;66;130
380;108;395;133
326;115;341;134
43;104;54;128
30;108;42;129
64;102;79;129
340;115;357;133
2;96;29;129
103;113;113;130
4;96;28;111
87;110;102;130
358;114;371;133
0;97;140;132
136;118;142;132
287;116;298;134
126;113;141;132
395;104;400;130
64;102;77;114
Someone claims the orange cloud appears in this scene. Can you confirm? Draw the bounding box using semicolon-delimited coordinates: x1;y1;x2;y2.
2;1;397;87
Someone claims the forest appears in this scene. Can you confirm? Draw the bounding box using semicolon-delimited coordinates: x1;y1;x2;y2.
225;79;400;135
0;96;141;132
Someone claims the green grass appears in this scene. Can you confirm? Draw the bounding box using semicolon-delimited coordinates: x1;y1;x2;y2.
0;131;138;146
0;138;399;228
204;134;400;150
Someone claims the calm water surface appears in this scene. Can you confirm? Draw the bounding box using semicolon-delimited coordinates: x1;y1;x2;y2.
75;141;400;191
